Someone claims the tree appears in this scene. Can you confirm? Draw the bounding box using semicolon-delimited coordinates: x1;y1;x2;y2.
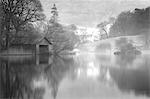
42;4;78;54
109;7;150;48
97;17;115;40
12;23;42;44
44;22;78;54
109;7;150;36
67;24;77;31
0;0;45;49
97;21;109;39
109;11;134;37
49;4;58;23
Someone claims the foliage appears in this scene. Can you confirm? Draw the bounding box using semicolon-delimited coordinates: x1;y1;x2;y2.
44;22;79;54
1;0;45;31
66;24;77;31
115;37;141;55
97;17;115;39
109;7;150;37
0;0;45;49
11;23;42;44
109;7;150;48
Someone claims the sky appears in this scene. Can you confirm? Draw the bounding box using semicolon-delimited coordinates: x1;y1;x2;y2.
40;0;150;27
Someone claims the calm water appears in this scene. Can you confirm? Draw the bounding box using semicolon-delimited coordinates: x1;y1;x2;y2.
0;53;150;99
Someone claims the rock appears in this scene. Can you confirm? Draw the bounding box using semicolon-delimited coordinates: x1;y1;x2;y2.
114;51;121;55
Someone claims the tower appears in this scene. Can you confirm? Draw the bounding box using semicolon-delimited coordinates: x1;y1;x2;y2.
50;4;58;23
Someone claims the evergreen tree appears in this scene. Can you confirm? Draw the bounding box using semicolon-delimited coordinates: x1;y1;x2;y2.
50;4;58;23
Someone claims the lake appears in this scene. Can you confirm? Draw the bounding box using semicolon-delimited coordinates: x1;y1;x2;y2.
0;53;150;99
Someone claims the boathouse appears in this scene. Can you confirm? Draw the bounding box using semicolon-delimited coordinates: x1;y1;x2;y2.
35;37;53;55
1;37;53;55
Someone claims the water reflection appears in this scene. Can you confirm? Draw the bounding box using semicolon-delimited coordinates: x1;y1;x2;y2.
0;54;150;99
0;57;44;99
115;54;137;67
109;55;150;97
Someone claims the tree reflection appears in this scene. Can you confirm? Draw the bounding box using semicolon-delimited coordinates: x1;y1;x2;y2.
0;58;45;99
109;60;150;97
0;55;76;99
44;55;75;99
95;54;150;97
115;54;136;67
1;54;149;99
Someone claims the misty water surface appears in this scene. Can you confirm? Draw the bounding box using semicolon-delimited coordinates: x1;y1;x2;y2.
0;53;150;99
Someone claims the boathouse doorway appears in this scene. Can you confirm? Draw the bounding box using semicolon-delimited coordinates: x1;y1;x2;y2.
39;45;49;54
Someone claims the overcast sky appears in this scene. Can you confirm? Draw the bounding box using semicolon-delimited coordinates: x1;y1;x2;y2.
40;0;150;27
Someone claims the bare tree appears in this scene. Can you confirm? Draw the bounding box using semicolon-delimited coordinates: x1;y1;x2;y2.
0;0;45;49
97;17;115;40
41;4;78;54
44;23;76;54
97;21;109;39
